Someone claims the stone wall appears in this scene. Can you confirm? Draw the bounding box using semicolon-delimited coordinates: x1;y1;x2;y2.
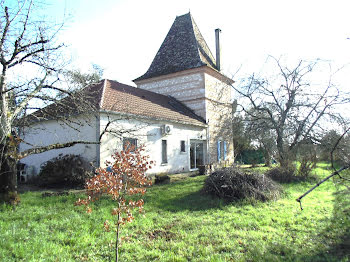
204;72;234;165
136;69;207;120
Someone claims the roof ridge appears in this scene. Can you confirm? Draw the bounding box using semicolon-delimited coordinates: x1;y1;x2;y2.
99;79;108;108
191;16;217;69
188;14;203;68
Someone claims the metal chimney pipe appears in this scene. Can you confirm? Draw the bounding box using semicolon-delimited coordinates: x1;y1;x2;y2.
215;28;221;71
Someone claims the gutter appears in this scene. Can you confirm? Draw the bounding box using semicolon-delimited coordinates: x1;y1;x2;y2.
99;109;208;128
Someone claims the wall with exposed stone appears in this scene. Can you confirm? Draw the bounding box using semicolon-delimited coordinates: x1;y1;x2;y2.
136;70;207;120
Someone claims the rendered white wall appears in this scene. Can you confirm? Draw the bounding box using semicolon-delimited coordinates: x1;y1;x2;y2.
19;115;99;175
19;112;208;176
99;113;207;174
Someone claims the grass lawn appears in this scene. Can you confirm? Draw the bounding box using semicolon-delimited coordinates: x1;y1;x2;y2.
0;163;349;261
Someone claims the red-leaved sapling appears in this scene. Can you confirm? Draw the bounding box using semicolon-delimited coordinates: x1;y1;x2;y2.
75;144;154;262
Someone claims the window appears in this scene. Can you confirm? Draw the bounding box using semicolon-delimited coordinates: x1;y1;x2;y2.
223;141;227;160
123;138;137;152
217;140;221;161
162;140;167;164
180;140;186;152
217;140;228;161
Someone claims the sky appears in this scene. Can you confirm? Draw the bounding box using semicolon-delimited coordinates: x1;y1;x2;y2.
40;0;350;87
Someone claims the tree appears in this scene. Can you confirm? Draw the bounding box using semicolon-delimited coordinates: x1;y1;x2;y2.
244;110;276;167
65;64;104;89
233;56;348;169
0;1;100;204
231;115;251;159
318;129;349;163
75;144;154;262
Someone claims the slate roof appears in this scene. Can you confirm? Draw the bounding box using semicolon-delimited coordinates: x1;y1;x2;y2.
100;80;206;126
134;13;218;82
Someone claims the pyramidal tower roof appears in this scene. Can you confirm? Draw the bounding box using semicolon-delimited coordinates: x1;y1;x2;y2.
134;13;218;82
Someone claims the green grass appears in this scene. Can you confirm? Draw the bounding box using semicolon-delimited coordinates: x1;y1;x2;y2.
0;163;349;261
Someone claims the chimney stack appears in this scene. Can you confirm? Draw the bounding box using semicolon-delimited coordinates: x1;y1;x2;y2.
215;28;221;71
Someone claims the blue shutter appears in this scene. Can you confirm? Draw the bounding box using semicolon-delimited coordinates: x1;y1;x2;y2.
223;141;227;160
217;140;221;161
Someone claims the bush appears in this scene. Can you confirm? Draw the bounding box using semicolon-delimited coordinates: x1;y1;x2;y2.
37;154;94;188
297;155;317;178
155;174;170;184
203;167;282;202
267;164;318;183
266;165;297;183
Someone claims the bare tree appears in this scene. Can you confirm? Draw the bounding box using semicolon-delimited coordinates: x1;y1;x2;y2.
233;56;348;169
0;1;102;204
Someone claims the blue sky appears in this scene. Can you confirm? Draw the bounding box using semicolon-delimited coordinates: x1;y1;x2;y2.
38;0;350;87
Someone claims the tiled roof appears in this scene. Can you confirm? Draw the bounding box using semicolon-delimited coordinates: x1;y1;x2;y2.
101;80;206;126
24;82;104;123
25;80;206;127
134;13;218;82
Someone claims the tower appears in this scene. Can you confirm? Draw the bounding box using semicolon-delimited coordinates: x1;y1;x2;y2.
134;13;234;165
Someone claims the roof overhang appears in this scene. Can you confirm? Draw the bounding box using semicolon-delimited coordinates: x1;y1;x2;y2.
99;109;208;128
133;65;234;86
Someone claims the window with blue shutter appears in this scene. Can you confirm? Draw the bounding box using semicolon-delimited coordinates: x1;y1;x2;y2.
223;141;227;160
217;140;221;161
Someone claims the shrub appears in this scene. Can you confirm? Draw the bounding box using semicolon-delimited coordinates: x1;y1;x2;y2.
37;154;94;187
297;155;317;178
203;167;282;202
155;174;170;184
267;164;318;183
266;165;297;183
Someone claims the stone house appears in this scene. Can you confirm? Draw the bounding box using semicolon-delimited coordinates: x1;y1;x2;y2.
19;13;234;176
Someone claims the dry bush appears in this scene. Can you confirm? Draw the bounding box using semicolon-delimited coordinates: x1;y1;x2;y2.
37;154;94;187
203;167;282;202
266;165;297;183
297;155;317;178
267;163;317;183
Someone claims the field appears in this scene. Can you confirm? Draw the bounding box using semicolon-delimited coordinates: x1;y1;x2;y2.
0;163;349;261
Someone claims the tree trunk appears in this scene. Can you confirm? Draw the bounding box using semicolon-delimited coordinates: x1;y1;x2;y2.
276;135;293;169
263;150;271;167
0;143;19;205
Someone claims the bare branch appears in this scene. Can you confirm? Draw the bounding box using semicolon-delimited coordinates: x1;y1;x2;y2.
296;164;350;210
18;140;100;160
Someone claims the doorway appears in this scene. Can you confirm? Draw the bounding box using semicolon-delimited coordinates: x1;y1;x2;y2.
190;141;204;169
